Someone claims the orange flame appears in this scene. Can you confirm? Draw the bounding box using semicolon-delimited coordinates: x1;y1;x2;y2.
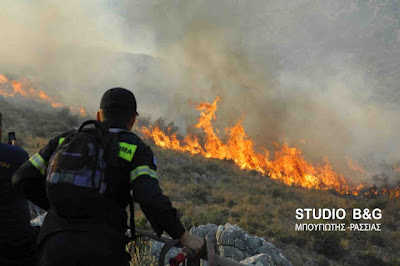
52;102;62;108
0;74;8;84
11;81;27;96
38;90;51;101
79;107;86;117
346;155;365;173
0;74;86;116
140;97;399;198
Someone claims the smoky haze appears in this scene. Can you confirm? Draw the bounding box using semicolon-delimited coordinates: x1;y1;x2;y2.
1;0;400;183
0;0;152;106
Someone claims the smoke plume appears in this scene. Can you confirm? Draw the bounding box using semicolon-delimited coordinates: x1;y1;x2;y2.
1;0;400;183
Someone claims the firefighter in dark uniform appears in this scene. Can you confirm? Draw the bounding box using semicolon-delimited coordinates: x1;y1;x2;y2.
0;112;36;265
12;88;204;266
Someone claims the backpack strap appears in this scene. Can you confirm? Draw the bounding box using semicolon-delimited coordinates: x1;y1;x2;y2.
78;120;120;165
79;120;109;137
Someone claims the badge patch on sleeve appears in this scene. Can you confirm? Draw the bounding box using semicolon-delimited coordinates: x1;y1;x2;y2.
118;142;137;162
153;156;157;166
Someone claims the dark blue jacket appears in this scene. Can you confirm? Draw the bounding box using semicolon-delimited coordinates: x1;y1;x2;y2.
0;142;35;265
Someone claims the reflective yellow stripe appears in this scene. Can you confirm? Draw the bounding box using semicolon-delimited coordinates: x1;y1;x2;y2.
58;137;65;146
29;153;47;175
130;165;157;182
118;142;137;162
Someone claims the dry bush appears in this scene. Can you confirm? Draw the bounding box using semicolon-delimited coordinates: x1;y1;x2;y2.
127;239;157;266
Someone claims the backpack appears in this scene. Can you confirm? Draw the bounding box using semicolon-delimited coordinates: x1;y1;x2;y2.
45;120;120;219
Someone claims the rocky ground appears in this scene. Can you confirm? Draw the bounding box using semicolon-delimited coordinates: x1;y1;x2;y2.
31;213;292;266
31;212;292;265
149;223;292;266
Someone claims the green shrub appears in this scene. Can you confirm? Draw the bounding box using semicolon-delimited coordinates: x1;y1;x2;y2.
314;232;345;260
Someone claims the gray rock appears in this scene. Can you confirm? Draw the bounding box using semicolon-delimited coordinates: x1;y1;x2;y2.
148;239;181;264
215;223;291;266
235;239;246;251
191;224;218;253
241;253;275;266
217;223;246;246
219;245;246;261
247;247;260;257
244;235;264;249
190;224;218;241
257;242;292;266
135;223;292;266
258;242;276;253
219;231;235;246
216;225;225;242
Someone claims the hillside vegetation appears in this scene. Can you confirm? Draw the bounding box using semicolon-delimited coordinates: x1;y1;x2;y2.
1;97;399;265
0;97;84;155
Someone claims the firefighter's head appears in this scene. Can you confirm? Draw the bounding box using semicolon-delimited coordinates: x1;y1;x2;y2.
97;87;139;130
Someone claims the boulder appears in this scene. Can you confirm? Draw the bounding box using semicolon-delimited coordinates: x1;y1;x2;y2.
191;223;292;265
30;214;293;266
241;253;275;265
255;241;291;265
190;224;219;253
219;245;246;261
147;239;181;265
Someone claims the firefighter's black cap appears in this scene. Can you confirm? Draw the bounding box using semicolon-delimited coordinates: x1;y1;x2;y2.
100;87;138;116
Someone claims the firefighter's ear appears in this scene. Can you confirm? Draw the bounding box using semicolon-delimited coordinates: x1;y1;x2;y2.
127;115;136;131
96;111;101;122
